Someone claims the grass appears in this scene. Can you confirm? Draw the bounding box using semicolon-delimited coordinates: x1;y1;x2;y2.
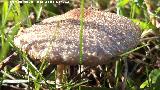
0;0;160;90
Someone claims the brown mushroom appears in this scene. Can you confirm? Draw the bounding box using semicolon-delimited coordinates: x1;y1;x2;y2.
14;8;141;88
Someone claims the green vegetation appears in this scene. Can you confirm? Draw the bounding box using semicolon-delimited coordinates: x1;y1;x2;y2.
0;0;160;89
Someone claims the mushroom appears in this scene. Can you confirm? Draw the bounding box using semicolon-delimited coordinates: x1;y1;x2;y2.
14;8;141;88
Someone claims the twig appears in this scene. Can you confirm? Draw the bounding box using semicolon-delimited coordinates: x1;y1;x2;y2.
0;52;17;70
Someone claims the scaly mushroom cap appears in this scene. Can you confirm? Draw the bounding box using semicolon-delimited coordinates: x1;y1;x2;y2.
14;8;141;65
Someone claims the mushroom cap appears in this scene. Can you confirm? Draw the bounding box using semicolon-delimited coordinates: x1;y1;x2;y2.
14;8;141;65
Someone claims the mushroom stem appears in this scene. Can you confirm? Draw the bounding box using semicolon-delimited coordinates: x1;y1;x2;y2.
56;64;65;89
